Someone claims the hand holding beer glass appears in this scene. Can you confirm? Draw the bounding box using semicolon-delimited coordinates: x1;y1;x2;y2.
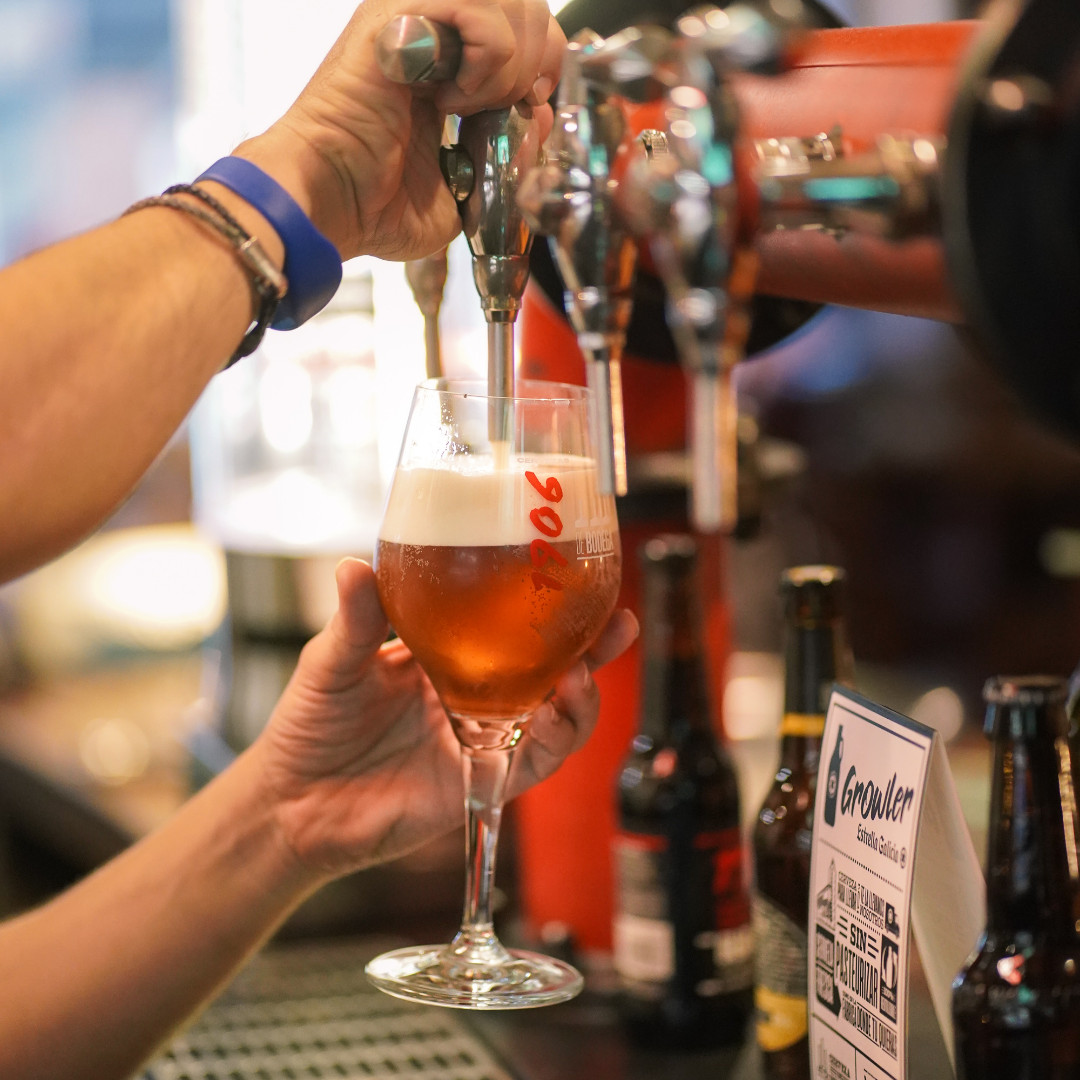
366;380;622;1008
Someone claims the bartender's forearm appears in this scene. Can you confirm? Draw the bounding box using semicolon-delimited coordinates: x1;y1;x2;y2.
0;170;292;585
0;742;321;1080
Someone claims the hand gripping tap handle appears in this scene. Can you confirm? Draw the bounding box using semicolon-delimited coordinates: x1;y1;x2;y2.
377;17;540;440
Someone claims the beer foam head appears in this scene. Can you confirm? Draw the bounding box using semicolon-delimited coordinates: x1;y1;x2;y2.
379;454;617;547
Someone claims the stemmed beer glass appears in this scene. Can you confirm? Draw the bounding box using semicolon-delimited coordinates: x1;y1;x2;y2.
366;379;622;1008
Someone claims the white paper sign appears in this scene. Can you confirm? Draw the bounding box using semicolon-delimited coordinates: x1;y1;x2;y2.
807;687;985;1080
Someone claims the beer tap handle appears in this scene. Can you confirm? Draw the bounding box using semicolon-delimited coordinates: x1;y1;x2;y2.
405;248;449;379
444;106;542;439
375;16;462;84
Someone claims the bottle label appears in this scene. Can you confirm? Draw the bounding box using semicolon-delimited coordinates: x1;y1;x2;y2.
780;712;826;738
612;829;753;997
753;893;809;1051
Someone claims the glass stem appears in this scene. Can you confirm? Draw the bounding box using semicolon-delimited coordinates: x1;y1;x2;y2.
452;747;513;965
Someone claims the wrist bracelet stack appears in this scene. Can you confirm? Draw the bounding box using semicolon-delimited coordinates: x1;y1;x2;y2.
197;157;342;332
125;158;343;369
125;184;288;367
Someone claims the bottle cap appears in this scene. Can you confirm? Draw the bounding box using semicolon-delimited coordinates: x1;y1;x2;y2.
780;564;845;622
983;675;1066;706
983;675;1067;737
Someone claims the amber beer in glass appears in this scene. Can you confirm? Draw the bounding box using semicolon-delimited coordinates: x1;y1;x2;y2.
753;567;853;1080
376;465;620;746
366;380;621;1007
953;676;1080;1079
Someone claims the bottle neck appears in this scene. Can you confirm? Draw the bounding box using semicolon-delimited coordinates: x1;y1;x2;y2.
776;620;851;773
638;565;712;744
985;725;1077;937
778;732;822;776
784;622;852;716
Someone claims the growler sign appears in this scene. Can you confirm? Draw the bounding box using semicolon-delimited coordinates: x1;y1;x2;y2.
808;689;933;1080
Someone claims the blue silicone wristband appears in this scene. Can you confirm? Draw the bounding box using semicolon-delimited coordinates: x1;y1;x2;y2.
196;157;342;331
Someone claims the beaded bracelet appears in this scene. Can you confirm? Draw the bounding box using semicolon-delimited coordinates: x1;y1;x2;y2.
124;183;288;368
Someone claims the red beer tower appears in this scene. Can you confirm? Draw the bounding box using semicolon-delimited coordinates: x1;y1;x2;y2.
514;21;978;953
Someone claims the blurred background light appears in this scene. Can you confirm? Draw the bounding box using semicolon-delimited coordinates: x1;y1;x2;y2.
1040;528;1080;578
8;525;226;674
722;652;784;742
259;360;314;455
910;686;965;743
79;716;151;785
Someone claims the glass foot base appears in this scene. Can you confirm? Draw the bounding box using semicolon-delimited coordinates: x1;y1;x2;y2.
365;944;584;1010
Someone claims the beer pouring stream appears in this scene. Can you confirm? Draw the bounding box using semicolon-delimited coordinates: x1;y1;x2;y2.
377;16;541;453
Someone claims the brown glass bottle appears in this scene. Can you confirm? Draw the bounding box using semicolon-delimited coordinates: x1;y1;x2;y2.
614;536;753;1049
953;676;1080;1080
753;566;854;1080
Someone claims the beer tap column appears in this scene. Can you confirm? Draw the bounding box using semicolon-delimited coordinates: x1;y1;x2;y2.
620;3;810;533
443;107;541;436
518;26;672;498
622;58;741;531
376;18;542;431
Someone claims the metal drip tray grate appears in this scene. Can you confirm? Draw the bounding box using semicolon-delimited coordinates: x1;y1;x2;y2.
143;940;514;1080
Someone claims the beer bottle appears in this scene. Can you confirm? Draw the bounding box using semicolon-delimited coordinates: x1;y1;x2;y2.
614;535;754;1049
953;676;1080;1080
753;566;853;1080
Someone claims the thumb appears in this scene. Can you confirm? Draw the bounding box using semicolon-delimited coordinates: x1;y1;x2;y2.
296;559;390;691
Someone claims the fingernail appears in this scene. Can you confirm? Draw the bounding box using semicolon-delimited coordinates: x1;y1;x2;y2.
334;556;358;583
579;662;591;691
531;76;553;103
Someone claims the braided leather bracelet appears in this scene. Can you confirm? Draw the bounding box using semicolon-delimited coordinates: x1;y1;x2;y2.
125;183;288;368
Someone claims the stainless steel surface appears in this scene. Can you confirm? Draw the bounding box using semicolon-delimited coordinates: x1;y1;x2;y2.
144;939;513;1080
638;128;669;162
454;107;539;309
488;321;514;444
375;15;463;85
754;132;944;239
516;28;672;495
620;27;743;532
443;105;542;421
608;5;814;532
691;369;736;533
136;933;953;1080
675;2;799;73
517;29;653;498
405;248;449;379
585;358;626;497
